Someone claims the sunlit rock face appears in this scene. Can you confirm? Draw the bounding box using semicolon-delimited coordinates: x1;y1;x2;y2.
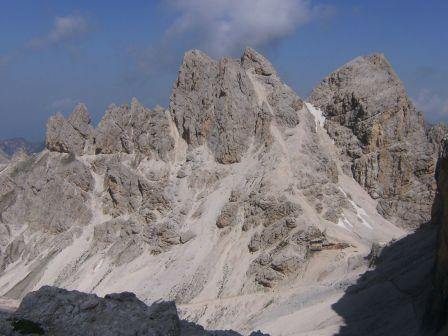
0;48;441;335
310;53;438;229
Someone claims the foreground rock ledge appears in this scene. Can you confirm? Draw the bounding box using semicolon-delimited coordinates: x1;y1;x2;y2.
0;286;268;336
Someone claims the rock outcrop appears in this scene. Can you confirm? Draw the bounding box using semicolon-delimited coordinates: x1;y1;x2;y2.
0;286;257;336
309;54;437;228
46;103;93;155
169;48;301;164
427;123;448;154
95;99;175;159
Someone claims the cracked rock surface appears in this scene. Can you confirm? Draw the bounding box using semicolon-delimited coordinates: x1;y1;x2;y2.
0;48;443;335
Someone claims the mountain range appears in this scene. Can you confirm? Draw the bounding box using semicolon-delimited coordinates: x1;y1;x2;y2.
0;48;447;335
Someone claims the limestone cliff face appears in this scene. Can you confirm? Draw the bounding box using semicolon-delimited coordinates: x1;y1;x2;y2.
0;48;431;333
0;48;354;299
428;136;448;334
169;48;300;164
309;54;437;229
46;103;93;155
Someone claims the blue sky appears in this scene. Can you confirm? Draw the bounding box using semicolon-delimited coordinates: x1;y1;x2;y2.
1;0;447;140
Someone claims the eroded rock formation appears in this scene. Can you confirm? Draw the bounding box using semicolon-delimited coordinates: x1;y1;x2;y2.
309;54;438;228
0;48;441;334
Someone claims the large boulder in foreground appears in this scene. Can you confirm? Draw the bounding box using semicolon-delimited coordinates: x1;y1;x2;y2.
0;286;265;336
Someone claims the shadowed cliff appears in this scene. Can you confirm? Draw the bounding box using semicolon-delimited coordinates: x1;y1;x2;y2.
332;224;437;336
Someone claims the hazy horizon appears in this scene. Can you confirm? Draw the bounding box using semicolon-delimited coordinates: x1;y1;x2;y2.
1;0;447;141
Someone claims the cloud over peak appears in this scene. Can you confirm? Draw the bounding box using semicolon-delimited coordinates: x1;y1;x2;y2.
165;0;331;56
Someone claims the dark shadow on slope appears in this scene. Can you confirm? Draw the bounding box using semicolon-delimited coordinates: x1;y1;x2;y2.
332;224;437;336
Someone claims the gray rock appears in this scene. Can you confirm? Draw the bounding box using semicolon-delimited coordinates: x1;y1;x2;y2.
180;230;196;244
241;47;276;76
46;104;93;155
243;47;302;128
170;49;271;164
427;122;448;154
2;152;93;235
95;99;175;159
309;53;437;228
0;286;260;336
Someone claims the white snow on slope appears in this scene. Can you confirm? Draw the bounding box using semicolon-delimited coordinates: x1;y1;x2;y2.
305;102;326;129
339;187;373;230
337;215;353;231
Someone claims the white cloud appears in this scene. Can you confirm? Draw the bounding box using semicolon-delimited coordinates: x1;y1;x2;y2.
27;13;90;49
413;88;448;123
164;0;330;56
0;13;90;66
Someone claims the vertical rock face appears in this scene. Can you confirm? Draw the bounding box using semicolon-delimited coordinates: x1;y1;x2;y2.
170;49;260;164
95;98;175;159
242;48;302;128
46;99;175;160
309;54;437;228
428;136;448;334
46;104;93;155
427;123;448;154
170;47;302;164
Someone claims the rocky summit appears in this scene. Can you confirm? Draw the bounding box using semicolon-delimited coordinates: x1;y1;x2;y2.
0;48;446;335
309;54;440;229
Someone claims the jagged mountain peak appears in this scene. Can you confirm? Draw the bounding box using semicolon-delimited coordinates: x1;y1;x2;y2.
241;47;276;76
170;47;304;163
0;47;445;335
68;102;90;121
351;52;392;68
46;103;93;155
309;52;437;229
310;52;410;121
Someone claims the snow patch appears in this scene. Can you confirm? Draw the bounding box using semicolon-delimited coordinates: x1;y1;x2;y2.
305;102;326;129
339;187;373;230
337;215;353;231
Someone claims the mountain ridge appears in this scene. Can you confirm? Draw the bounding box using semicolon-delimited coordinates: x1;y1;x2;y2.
0;47;444;335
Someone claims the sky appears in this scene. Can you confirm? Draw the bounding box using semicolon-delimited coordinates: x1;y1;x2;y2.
0;0;447;141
